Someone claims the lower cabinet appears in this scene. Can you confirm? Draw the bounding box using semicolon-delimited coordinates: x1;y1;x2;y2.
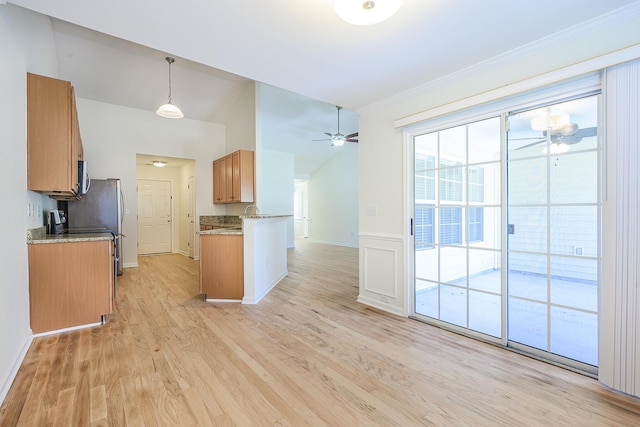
28;240;114;334
199;234;244;300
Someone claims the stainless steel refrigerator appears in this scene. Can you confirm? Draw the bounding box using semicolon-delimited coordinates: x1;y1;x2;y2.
67;178;124;275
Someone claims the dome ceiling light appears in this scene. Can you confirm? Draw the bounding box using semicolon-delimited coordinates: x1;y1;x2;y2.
156;57;184;119
334;0;404;26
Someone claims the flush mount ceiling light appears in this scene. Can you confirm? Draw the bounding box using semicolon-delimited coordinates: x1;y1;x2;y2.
152;160;167;167
334;0;404;25
156;57;184;119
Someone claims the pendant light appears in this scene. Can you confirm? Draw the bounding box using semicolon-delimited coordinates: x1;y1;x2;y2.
334;0;404;26
156;57;184;119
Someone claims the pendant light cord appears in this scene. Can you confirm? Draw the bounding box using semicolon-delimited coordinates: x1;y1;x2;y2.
166;56;175;104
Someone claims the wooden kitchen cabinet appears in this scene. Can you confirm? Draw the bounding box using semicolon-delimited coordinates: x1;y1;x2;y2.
29;240;114;334
212;150;254;204
213;158;227;203
27;72;84;199
200;234;244;300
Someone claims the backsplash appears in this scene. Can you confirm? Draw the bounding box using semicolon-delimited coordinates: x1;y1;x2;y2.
26;226;46;242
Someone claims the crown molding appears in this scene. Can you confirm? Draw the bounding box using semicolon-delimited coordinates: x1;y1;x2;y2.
360;1;640;115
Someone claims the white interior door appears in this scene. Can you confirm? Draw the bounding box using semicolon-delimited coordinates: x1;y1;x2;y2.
294;179;309;238
137;179;172;255
187;176;195;258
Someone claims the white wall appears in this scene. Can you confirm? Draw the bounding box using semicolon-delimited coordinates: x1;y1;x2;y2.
76;98;226;268
308;143;359;247
357;11;640;317
0;4;59;403
260;150;295;247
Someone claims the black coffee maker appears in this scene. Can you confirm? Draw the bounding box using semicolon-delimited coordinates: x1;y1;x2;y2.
47;210;66;234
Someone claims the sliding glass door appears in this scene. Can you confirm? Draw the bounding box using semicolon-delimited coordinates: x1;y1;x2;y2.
412;94;600;370
414;116;502;338
506;95;600;367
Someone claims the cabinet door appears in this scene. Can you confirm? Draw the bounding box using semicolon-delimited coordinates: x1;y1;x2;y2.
29;240;113;334
213;159;227;204
70;86;80;193
199;235;244;299
27;73;74;194
224;155;234;202
230;151;241;202
236;150;255;203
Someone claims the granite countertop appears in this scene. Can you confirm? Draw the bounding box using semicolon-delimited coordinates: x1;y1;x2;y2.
28;233;114;244
200;215;242;227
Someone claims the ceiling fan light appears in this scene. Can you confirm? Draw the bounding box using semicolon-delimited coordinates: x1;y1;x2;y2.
543;142;570;154
152;160;167;167
332;136;346;147
335;0;404;25
156;102;184;119
531;112;570;131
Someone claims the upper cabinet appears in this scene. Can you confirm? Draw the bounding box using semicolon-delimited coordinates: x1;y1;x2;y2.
213;150;254;204
213;157;227;203
27;73;84;199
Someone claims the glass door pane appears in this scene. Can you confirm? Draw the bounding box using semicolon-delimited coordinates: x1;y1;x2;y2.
506;95;600;367
414;117;502;338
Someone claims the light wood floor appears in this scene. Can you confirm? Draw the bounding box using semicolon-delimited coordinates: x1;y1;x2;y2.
2;240;640;426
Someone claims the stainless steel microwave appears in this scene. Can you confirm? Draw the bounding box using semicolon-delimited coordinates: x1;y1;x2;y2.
78;160;90;195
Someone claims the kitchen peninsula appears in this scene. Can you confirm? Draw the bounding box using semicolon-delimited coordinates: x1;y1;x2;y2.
199;214;291;304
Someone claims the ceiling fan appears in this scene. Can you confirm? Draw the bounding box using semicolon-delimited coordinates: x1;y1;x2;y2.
513;122;597;151
313;106;358;147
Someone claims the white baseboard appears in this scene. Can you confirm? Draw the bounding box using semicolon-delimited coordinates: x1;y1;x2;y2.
123;262;138;268
0;333;33;406
242;270;288;304
306;238;358;249
357;294;406;317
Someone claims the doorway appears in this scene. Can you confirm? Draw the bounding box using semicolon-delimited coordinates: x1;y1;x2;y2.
411;93;600;371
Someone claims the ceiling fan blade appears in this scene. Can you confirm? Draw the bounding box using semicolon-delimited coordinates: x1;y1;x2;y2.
345;132;358;139
573;127;597;138
514;139;546;150
560;127;597;145
346;138;358;143
312;138;331;142
324;132;333;137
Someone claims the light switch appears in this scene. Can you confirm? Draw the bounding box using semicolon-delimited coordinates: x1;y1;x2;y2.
365;206;378;216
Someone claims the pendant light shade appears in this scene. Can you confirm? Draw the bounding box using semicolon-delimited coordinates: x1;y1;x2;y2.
157;57;184;119
334;0;403;25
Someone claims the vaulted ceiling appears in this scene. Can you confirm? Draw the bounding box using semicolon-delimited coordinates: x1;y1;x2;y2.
8;0;638;174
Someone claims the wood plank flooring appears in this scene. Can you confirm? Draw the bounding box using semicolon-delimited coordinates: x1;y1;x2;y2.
2;240;640;426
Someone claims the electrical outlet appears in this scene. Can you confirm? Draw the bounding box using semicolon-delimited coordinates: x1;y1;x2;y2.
380;296;389;303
